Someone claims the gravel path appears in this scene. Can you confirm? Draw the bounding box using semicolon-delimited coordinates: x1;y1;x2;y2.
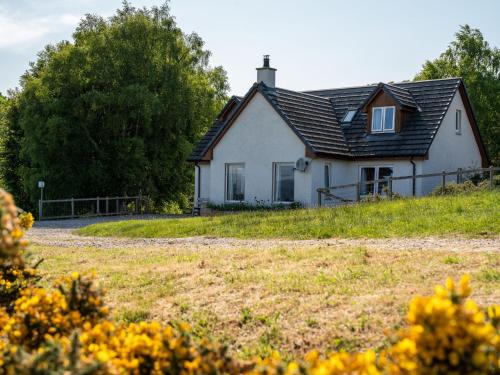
26;216;500;252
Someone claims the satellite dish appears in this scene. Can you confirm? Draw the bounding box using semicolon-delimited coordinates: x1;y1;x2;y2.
295;158;309;172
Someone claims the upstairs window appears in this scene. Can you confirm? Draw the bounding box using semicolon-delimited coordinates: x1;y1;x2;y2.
342;110;357;124
456;109;462;135
225;163;245;201
372;106;395;133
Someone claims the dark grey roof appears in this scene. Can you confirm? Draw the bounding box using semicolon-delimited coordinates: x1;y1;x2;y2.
383;83;419;110
264;86;350;155
305;78;461;157
187;120;225;162
189;78;467;161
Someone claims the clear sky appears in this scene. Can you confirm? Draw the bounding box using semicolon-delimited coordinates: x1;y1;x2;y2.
1;0;499;96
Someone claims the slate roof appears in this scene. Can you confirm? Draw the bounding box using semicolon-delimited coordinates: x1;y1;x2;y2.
381;83;419;110
189;78;475;161
265;87;350;155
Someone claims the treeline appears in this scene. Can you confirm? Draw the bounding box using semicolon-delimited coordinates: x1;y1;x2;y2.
0;1;228;211
1;17;499;211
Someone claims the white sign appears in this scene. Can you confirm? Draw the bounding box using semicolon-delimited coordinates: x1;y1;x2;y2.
38;181;45;188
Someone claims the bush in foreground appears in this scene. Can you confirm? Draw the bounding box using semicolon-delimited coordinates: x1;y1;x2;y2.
0;189;498;374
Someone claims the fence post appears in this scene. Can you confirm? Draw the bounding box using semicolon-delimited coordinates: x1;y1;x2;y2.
489;165;494;189
139;190;143;215
116;197;119;214
317;190;322;207
457;168;462;184
356;182;361;202
38;200;42;221
71;198;74;217
387;177;393;199
96;197;100;214
106;197;109;214
441;170;446;194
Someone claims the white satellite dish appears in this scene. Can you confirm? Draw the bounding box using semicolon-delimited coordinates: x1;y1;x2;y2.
295;158;309;172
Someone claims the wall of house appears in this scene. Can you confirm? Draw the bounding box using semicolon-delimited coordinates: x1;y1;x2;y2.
421;91;482;194
310;158;423;205
208;92;311;205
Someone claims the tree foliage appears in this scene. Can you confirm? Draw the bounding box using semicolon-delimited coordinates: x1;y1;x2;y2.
415;25;500;164
2;1;228;209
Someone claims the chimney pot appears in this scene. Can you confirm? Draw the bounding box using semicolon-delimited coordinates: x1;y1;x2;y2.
256;54;276;87
263;55;270;68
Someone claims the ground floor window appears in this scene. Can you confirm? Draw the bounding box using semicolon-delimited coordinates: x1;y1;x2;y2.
225;163;245;201
273;163;294;202
324;164;331;188
360;166;393;195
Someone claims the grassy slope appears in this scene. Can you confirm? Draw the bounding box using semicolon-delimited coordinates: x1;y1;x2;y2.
33;244;499;357
78;191;500;239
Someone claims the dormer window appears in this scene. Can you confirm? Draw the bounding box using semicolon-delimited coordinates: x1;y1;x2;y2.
372;106;395;133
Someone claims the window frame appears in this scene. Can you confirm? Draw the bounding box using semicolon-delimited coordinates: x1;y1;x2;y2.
359;165;394;196
324;163;331;188
341;110;357;124
455;109;462;135
371;106;396;133
272;162;295;203
225;163;245;203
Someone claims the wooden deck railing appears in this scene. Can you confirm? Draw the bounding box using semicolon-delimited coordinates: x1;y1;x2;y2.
317;166;498;206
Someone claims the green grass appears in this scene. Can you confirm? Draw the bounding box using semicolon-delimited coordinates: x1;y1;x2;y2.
78;191;500;239
32;243;499;357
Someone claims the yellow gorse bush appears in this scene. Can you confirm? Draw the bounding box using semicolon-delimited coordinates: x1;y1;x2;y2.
18;212;34;231
0;188;498;374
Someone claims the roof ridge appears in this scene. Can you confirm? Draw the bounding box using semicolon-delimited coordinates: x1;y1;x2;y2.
272;85;334;101
302;77;462;94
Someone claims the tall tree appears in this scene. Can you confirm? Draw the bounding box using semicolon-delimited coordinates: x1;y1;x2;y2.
5;1;228;208
0;92;31;209
415;25;500;164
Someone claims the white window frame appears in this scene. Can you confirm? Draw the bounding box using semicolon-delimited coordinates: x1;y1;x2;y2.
272;162;295;203
225;163;245;202
455;109;462;135
371;106;395;133
359;166;394;196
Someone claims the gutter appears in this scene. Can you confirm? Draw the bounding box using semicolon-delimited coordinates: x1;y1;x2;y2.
410;158;416;196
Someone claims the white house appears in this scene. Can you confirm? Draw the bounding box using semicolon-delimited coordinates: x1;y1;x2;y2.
188;56;488;208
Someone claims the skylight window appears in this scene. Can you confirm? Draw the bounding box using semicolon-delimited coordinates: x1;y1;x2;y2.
342;110;357;123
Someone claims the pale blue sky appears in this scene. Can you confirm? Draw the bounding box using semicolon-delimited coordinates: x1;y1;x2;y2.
1;0;499;96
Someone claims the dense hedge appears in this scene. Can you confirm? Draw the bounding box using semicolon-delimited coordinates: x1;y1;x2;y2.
0;189;498;374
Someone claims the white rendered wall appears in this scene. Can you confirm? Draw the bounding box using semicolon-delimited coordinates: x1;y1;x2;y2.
421;91;482;194
310;158;422;205
208;92;311;205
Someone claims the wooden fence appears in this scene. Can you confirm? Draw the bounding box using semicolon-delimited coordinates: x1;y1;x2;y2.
38;194;147;221
317;166;499;207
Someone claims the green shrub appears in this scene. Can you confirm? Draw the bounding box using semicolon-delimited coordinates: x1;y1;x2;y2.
431;180;491;196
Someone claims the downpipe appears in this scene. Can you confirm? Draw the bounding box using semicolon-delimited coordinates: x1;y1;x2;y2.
410;158;416;196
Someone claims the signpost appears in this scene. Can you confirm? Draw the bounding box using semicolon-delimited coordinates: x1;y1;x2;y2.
38;181;45;221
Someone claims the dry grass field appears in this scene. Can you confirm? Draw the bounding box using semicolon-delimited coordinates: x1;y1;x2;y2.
31;242;500;359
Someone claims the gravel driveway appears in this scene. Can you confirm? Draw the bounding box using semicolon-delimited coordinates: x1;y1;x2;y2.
25;215;500;252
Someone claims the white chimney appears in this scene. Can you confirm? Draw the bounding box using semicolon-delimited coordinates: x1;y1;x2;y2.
256;55;276;87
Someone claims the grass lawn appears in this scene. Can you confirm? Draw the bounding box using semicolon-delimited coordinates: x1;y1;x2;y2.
32;243;500;358
78;191;500;239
